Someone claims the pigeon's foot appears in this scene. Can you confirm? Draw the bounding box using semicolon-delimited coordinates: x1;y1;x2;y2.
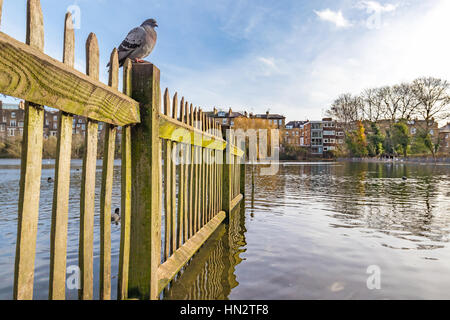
134;58;146;63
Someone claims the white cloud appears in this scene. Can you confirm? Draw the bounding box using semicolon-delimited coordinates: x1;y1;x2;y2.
357;1;398;13
314;9;352;28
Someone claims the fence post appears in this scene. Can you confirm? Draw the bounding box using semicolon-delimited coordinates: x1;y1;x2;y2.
127;62;161;300
240;154;246;198
222;128;232;215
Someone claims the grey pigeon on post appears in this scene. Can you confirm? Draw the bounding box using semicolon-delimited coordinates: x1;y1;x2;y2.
109;18;158;67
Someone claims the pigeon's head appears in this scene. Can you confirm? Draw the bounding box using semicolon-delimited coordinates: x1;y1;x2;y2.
141;19;158;28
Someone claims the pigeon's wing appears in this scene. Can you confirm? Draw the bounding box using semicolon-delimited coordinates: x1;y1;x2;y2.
117;26;147;65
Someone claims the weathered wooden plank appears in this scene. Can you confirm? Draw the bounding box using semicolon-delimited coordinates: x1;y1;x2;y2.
48;12;74;300
177;97;185;249
188;104;194;239
183;101;189;243
99;48;119;300
128;62;161;300
230;194;243;213
222;130;232;215
79;33;100;300
14;0;45;300
157;211;226;294
0;32;140;126
118;59;132;300
201;112;207;227
193;108;199;235
171;96;178;255
0;0;3;27
159;115;226;150
100;123;116;300
163;89;172;261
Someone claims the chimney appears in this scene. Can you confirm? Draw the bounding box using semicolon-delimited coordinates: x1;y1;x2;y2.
213;107;218;116
19;101;25;110
244;111;248;118
266;110;270;117
228;108;233;116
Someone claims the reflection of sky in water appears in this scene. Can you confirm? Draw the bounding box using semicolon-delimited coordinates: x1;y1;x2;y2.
0;160;449;299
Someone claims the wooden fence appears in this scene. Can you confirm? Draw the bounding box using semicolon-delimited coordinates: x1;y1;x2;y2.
0;0;245;300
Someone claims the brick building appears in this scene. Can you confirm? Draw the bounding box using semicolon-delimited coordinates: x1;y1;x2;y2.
0;101;109;140
207;108;285;130
439;123;450;154
283;118;344;155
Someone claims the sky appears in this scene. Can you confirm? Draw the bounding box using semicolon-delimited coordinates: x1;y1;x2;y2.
1;0;449;123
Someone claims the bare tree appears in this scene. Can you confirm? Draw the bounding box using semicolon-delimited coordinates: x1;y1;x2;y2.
411;77;450;159
326;93;363;130
395;83;421;120
360;88;385;122
411;77;450;129
378;86;402;122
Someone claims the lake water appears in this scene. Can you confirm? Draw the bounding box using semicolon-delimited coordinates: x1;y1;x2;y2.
0;160;449;299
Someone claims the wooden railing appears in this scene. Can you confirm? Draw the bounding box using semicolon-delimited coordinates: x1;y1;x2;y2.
0;0;245;300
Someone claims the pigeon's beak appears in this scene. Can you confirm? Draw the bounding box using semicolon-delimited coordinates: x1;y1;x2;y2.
155;24;158;28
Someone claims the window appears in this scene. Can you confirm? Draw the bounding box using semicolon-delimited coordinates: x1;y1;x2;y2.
53;123;57;129
411;128;416;135
0;124;4;132
2;116;6;123
8;128;15;136
430;130;434;135
45;119;49;126
54;115;58;121
10;120;16;127
79;119;83;123
18;122;23;127
222;119;227;125
330;139;336;143
11;112;16;118
279;120;282;125
82;124;86;130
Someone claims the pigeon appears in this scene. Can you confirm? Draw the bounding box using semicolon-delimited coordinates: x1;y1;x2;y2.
111;208;121;225
109;18;158;68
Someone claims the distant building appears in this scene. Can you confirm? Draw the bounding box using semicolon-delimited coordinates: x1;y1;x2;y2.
439;122;450;154
206;108;245;128
284;121;307;147
283;118;344;155
0;101;109;140
0;101;25;139
207;108;286;130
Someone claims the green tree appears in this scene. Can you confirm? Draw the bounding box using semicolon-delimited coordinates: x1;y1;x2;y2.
367;122;385;157
345;121;368;157
392;121;411;158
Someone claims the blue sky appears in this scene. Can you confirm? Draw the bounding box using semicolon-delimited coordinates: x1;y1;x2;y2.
1;0;449;122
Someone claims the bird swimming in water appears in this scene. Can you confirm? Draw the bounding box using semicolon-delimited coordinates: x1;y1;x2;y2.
47;177;54;183
111;208;120;225
109;18;158;67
